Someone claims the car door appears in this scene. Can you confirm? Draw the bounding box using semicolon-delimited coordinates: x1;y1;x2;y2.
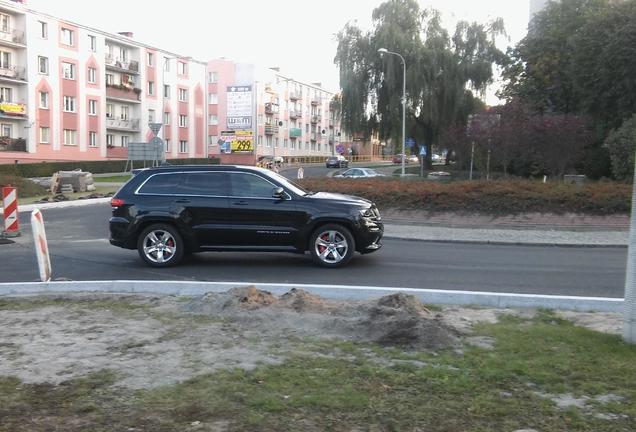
227;171;303;247
174;171;233;247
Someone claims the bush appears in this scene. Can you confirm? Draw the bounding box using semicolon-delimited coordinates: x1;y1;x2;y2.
297;178;631;215
0;175;47;198
605;115;636;181
0;157;220;178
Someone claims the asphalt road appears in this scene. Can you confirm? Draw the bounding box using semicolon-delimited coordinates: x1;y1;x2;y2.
0;204;627;298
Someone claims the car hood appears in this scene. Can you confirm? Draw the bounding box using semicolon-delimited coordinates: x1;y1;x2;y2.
306;191;372;206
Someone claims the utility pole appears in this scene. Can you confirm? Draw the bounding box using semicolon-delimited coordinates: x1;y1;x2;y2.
623;156;636;344
469;141;475;181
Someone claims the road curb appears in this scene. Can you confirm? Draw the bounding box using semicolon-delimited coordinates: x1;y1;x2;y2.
381;235;627;248
0;280;623;312
2;197;111;215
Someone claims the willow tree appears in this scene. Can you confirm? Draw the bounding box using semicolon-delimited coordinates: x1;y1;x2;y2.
334;0;505;164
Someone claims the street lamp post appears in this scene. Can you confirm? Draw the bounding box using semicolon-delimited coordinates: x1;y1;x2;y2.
378;48;406;176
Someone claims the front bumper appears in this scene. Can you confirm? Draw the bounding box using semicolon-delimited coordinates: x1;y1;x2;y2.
355;216;384;254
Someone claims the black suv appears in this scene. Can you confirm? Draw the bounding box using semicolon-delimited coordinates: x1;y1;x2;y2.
109;165;383;268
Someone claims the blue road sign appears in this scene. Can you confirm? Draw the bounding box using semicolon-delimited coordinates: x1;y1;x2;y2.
419;146;427;156
406;138;415;148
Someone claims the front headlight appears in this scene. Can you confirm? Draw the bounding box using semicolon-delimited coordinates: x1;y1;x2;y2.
359;208;374;218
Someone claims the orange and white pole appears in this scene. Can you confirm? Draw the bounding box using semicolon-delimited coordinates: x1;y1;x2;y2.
1;186;20;237
31;208;51;282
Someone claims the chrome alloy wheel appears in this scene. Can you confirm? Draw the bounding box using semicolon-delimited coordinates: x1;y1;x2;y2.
314;230;349;264
142;230;176;264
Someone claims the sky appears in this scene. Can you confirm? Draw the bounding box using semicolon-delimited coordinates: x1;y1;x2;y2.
27;0;531;103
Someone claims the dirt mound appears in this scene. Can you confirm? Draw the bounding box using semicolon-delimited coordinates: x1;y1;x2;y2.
223;286;276;310
278;288;335;312
364;293;459;349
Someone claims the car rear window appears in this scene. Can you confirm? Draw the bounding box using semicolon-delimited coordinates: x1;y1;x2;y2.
137;172;182;194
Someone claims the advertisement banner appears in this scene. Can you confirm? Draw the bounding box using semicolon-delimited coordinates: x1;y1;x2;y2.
220;130;235;154
231;130;254;152
0;102;26;116
227;85;252;129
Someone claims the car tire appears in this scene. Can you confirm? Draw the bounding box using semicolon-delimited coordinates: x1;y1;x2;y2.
309;224;355;268
137;223;184;268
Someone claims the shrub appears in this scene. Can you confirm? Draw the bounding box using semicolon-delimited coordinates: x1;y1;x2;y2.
0;175;47;198
297;178;631;215
605;115;636;181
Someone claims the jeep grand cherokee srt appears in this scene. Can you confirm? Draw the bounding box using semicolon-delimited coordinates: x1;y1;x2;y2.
109;165;383;268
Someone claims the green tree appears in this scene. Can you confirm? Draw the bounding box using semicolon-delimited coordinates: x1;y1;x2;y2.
334;0;505;165
605;115;636;181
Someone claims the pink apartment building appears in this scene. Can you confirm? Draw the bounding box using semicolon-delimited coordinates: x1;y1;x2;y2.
0;0;207;164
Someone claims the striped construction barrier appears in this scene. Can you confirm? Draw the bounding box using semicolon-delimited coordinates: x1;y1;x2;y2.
31;209;51;282
1;186;20;237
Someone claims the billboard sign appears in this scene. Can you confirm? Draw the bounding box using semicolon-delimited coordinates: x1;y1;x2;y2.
227;85;252;129
231;130;254;152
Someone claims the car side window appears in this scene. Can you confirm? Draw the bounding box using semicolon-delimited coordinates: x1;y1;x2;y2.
349;169;361;176
229;172;277;198
179;172;227;196
137;173;182;194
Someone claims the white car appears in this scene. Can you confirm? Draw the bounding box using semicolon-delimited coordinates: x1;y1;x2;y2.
335;168;386;179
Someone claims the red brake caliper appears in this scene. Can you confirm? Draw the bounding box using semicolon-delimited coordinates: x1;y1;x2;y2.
318;234;329;254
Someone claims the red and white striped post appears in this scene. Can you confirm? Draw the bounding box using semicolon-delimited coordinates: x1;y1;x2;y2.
1;186;20;237
31;208;51;282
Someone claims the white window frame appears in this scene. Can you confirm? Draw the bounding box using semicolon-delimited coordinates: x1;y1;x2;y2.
39;91;49;109
120;106;129;120
178;88;188;102
165;138;170;153
179;140;188;153
39;126;50;144
0;13;10;33
208;114;218;125
106;73;114;85
121;135;130;147
89;131;98;147
148;109;155;123
106;104;114;118
147;81;154;96
88;99;97;115
208;93;218;104
38;56;49;74
208;71;218;83
178;61;187;75
60;27;74;46
179;114;188;128
106;134;114;147
63;129;77;145
147;52;153;67
0;86;11;102
163;112;170;125
163;84;170;99
61;62;75;80
63;96;76;112
87;67;97;84
88;34;96;52
39;21;48;39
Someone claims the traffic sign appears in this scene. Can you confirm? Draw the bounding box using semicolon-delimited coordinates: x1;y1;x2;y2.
419;146;427;156
148;122;163;136
406;138;415;148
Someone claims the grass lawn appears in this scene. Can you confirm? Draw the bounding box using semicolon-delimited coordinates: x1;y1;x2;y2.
92;174;132;183
0;309;633;431
16;185;120;205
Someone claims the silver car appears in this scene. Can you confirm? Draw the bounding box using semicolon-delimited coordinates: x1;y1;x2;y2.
335;168;386;179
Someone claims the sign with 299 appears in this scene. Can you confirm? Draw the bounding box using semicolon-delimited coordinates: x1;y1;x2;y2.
230;130;254;152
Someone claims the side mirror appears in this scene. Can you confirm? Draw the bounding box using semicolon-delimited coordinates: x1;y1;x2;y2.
272;187;285;199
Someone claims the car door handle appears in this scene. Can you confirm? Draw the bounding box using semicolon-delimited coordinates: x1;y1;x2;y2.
232;200;249;206
175;199;190;204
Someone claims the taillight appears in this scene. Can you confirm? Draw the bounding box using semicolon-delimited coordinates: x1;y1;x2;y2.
110;198;125;208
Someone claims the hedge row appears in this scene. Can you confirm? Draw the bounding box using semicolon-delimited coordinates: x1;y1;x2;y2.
0;157;220;178
297;178;631;215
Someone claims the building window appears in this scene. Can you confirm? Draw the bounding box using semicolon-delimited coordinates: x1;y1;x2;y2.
120;106;129;120
88;99;97;115
39;91;49;109
177;61;187;75
87;67;97;84
106;73;114;85
63;129;77;145
106;104;113;118
178;88;188;102
147;81;154;96
208;93;218;104
274;138;278;148
88;35;96;52
148;109;155;122
208;135;218;145
258;135;263;146
63;96;76;112
147;52;153;66
61;62;75;80
163;84;170;99
283;138;288;149
38;56;48;74
163;57;170;71
39;21;48;39
266;136;272;148
0;14;9;33
121;135;129;147
163;111;170;125
0;86;11;102
1;123;11;137
179;140;188;153
208;71;218;83
0;51;9;69
89;131;98;147
179;115;188;128
208;114;218;125
165;138;170;153
60;27;74;46
39;127;50;144
106;134;113;147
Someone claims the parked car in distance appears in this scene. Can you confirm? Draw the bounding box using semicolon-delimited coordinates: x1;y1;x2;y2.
326;155;349;168
256;155;283;169
334;168;386;179
109;165;383;268
392;154;406;164
408;155;419;163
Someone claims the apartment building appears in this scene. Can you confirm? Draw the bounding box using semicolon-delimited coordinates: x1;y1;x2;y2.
0;0;206;164
207;58;350;162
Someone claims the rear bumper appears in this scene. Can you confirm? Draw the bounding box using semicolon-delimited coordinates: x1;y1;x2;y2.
109;217;136;249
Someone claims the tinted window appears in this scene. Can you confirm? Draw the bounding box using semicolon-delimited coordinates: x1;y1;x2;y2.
229;172;276;198
179;172;227;196
138;173;182;194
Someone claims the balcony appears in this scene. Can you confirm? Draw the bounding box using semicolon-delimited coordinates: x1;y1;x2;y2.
0;102;26;118
264;124;279;135
289;90;301;101
0;137;26;152
0;65;26;82
289;128;302;138
106;117;140;131
265;102;278;115
0;29;26;47
311;97;321;106
310;114;321;124
288;109;301;119
106;84;142;102
105;54;140;74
